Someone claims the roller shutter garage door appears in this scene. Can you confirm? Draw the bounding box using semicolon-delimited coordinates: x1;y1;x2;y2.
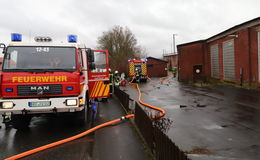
258;31;260;82
222;39;235;81
210;44;219;78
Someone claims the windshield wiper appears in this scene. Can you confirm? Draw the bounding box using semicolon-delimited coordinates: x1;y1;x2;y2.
28;69;74;73
3;69;32;72
28;69;54;73
3;68;74;73
51;69;74;72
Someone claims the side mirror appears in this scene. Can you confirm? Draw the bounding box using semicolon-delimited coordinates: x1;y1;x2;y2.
0;43;6;54
87;49;94;62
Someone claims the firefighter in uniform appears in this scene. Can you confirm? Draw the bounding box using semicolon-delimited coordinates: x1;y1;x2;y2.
114;70;120;86
109;68;114;95
135;68;141;83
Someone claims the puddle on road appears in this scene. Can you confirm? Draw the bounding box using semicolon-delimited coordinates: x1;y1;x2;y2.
203;124;223;130
163;105;187;109
186;146;213;154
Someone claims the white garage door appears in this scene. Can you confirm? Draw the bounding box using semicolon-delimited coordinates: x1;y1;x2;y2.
222;39;235;81
258;31;260;82
210;44;219;78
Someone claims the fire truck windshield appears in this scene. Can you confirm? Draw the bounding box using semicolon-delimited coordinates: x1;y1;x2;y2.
2;46;76;72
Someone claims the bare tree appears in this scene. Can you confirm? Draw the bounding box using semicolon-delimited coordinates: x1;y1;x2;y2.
97;26;145;72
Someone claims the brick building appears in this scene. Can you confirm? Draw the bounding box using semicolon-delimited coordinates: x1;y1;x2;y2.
177;17;260;87
163;54;178;70
147;57;168;77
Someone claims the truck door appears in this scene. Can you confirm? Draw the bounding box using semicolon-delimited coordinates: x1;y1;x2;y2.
88;50;110;98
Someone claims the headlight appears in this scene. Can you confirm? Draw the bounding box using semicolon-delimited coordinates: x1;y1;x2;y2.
66;99;77;106
2;102;14;109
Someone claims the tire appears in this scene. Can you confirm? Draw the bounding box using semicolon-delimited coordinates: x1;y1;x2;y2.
75;107;87;125
101;98;108;102
87;106;93;123
12;115;32;130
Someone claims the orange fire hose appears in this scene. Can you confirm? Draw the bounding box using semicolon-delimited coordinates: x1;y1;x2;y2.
5;78;165;160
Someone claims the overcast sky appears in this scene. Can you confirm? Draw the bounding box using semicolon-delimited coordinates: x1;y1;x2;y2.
0;0;259;58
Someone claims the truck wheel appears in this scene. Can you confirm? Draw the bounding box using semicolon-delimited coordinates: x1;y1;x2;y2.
12;115;32;130
87;105;93;123
101;98;108;102
75;107;87;125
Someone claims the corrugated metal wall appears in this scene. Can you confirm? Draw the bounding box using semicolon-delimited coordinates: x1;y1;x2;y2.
257;31;260;82
222;39;235;81
210;44;219;78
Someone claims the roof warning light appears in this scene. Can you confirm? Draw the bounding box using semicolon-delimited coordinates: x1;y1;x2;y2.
68;35;77;43
11;33;22;42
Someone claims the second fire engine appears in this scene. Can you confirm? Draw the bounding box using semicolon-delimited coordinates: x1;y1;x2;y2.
128;58;148;82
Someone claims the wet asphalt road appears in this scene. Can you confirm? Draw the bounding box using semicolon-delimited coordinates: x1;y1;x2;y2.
124;77;260;160
0;97;148;160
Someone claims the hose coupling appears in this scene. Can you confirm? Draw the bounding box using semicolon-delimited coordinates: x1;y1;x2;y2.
120;116;126;121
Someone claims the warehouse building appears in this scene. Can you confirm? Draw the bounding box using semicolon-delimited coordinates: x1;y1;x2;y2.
147;57;168;77
177;17;260;87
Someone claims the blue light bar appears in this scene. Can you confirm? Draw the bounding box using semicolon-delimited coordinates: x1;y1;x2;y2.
68;35;77;43
5;88;13;92
11;33;22;42
66;86;73;91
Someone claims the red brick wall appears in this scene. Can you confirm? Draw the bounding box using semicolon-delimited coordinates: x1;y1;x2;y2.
178;42;205;81
207;25;260;85
249;25;260;83
208;31;250;83
178;23;260;86
147;58;168;77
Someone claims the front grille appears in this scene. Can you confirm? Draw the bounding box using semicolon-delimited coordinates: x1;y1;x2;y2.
17;84;62;96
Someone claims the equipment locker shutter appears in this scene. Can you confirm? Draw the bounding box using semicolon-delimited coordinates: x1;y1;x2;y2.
258;31;260;82
210;44;219;78
222;39;235;81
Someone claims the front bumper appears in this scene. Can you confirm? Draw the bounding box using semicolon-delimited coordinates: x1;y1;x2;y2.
0;97;84;115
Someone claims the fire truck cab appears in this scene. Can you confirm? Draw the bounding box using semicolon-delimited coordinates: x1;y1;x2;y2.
0;34;110;129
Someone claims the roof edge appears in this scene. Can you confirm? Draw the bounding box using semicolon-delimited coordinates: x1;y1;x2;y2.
177;16;260;46
177;40;205;48
147;56;168;62
207;16;260;42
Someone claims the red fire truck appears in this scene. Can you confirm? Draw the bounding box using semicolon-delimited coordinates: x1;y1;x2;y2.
128;58;148;82
0;34;110;129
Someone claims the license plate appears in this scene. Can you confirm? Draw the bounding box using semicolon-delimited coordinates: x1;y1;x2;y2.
28;101;51;107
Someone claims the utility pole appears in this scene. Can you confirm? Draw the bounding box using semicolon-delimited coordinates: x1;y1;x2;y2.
173;34;177;54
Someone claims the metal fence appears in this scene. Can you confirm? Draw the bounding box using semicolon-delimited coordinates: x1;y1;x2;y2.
114;86;130;112
114;87;189;160
135;103;189;160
